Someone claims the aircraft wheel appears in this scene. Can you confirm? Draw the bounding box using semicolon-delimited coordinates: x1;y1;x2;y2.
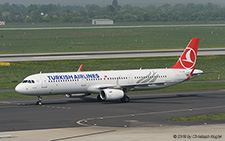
36;101;42;106
36;95;43;105
121;95;130;103
38;101;42;106
97;95;104;102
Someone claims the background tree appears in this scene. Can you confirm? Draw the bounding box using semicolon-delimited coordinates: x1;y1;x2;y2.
0;2;224;23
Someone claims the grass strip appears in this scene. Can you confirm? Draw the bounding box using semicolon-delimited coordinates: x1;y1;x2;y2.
0;56;224;89
1;26;225;54
168;113;225;121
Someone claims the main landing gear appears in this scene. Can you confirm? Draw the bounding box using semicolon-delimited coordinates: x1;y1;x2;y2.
120;95;130;103
97;95;104;102
36;95;42;105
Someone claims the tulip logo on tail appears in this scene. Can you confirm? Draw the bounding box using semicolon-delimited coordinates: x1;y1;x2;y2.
180;47;196;69
171;38;199;69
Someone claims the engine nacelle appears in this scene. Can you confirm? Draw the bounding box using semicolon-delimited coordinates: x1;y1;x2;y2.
100;89;124;101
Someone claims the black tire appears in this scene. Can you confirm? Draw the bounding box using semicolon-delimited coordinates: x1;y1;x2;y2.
38;101;42;105
36;101;42;105
121;95;130;103
97;95;104;102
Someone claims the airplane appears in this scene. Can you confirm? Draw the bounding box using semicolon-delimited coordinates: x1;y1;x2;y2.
15;38;203;105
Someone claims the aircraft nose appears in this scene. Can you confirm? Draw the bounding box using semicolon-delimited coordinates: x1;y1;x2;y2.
15;84;24;94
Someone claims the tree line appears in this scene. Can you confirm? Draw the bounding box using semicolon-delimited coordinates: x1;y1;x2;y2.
0;1;225;23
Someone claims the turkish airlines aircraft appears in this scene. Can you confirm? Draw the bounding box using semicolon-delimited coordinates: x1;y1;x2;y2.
15;38;203;105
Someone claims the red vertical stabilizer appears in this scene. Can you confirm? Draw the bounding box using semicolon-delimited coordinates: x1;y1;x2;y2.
171;38;200;69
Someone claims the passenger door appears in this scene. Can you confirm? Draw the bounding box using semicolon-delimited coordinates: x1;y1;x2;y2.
40;75;47;88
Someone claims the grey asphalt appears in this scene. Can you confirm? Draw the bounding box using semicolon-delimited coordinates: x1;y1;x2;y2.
0;88;14;92
0;89;225;132
1;48;225;62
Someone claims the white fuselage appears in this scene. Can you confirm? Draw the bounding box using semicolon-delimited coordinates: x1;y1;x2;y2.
15;68;202;96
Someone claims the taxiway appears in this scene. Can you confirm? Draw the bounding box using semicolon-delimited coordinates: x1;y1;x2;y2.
0;89;225;132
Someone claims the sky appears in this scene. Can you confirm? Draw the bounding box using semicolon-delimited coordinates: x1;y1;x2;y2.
0;0;225;6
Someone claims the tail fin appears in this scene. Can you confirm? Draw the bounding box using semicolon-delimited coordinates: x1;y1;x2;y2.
171;38;200;69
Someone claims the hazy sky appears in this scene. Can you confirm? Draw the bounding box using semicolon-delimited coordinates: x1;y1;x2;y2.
0;0;225;6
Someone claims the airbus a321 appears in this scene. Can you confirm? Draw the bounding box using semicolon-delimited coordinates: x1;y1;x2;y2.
15;38;203;105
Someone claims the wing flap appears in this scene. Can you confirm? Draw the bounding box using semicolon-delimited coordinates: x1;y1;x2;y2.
97;82;165;89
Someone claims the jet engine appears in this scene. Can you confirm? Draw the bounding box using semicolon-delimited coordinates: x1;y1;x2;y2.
100;89;124;101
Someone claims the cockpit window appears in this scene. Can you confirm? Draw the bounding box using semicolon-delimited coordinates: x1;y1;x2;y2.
22;80;35;83
22;80;28;83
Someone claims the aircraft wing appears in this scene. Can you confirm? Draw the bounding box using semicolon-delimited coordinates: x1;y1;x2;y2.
118;82;165;89
88;82;165;92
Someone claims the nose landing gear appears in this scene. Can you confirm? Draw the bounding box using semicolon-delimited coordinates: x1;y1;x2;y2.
36;95;42;105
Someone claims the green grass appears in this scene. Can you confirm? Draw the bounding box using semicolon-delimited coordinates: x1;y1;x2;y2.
0;55;224;89
168;113;225;121
1;23;225;99
0;55;224;99
1;26;225;54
